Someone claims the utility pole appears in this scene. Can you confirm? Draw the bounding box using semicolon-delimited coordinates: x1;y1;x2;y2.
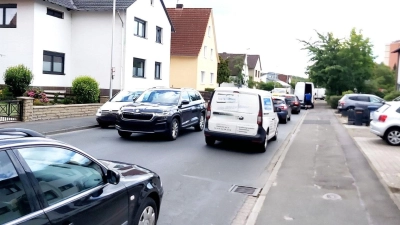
109;0;116;99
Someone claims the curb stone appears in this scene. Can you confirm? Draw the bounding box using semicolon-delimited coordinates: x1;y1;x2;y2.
45;125;99;136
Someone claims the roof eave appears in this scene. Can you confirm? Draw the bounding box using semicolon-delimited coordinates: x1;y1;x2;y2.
392;47;400;53
161;0;175;32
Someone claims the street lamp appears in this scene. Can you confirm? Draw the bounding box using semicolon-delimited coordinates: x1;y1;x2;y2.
109;0;116;99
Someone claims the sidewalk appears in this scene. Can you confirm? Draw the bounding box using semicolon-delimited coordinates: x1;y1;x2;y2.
255;102;400;225
0;116;98;135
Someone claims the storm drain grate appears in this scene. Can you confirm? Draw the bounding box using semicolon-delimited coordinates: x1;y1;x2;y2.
303;120;331;125
229;185;261;196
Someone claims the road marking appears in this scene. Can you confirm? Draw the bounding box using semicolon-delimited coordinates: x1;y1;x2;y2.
244;110;308;225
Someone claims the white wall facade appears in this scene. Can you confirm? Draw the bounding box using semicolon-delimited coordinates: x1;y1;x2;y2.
71;11;123;90
124;0;171;90
0;0;34;84
397;54;400;91
32;1;72;87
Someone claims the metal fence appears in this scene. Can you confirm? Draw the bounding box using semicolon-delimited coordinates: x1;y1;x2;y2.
0;100;22;122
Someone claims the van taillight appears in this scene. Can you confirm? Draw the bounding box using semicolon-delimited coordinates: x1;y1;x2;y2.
378;115;387;122
257;110;262;125
206;102;211;120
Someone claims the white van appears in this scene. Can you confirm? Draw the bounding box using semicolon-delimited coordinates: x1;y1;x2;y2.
204;87;280;152
96;89;146;128
315;88;326;100
294;82;315;108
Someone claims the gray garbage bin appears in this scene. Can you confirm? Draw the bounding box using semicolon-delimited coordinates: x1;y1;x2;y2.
354;108;364;126
347;109;355;125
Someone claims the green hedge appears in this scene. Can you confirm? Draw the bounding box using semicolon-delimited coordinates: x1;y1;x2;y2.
3;64;34;97
327;95;342;109
204;88;215;92
72;76;100;104
384;91;400;101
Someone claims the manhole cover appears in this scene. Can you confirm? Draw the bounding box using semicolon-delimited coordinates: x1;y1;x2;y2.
229;185;261;196
322;193;342;200
303;120;331;124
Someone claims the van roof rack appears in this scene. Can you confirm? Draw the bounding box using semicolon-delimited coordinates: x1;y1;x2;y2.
0;128;46;138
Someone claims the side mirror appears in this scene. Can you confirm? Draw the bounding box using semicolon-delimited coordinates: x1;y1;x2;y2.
181;100;190;105
107;170;120;185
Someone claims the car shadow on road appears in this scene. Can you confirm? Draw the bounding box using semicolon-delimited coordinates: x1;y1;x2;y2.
205;140;270;154
116;128;199;142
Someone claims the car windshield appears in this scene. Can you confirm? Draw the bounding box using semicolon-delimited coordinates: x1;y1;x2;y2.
135;89;181;105
110;90;143;102
285;96;296;102
273;99;285;105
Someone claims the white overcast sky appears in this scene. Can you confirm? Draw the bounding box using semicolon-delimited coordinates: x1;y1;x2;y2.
164;0;400;77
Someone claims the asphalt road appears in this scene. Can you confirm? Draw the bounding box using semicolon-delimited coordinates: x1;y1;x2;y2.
51;112;302;225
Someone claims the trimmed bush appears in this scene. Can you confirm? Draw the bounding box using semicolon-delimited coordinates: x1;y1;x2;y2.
328;95;342;109
384;91;400;101
3;65;34;97
342;90;354;95
204;88;215;92
72;76;100;104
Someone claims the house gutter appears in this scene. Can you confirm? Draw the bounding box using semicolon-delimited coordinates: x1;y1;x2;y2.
117;10;125;91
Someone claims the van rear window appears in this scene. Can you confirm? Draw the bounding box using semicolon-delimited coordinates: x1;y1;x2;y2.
213;92;258;113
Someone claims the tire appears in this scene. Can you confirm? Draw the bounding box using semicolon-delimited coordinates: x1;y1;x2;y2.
99;123;108;128
194;113;205;131
256;135;268;153
205;137;216;146
282;115;288;124
271;128;278;141
132;197;158;225
384;128;400;146
288;115;291;121
167;118;179;141
118;130;131;138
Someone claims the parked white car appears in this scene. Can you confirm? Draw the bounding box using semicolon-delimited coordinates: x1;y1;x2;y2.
204;87;280;152
96;89;145;128
370;101;400;146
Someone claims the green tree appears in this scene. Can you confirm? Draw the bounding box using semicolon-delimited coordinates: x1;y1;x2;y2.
217;56;230;87
257;81;282;91
3;64;34;97
229;56;246;87
248;77;257;88
372;62;396;92
299;28;375;95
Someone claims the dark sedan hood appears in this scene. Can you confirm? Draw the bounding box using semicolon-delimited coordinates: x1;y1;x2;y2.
121;103;176;113
99;159;155;181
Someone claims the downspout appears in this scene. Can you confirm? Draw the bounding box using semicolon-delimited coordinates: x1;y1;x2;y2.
117;10;125;91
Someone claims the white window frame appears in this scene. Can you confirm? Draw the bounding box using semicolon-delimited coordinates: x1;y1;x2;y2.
208;26;211;37
210;73;214;84
201;71;205;84
210;49;213;61
204;46;207;58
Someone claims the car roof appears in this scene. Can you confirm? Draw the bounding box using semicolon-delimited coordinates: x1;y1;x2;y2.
0;128;69;149
147;87;199;92
214;87;272;96
272;96;285;101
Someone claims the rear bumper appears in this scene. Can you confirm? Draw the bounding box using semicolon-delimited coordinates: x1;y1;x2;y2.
370;121;386;136
277;111;289;119
204;126;266;143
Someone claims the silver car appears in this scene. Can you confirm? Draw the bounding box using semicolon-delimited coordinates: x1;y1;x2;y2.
370;101;400;146
337;94;384;111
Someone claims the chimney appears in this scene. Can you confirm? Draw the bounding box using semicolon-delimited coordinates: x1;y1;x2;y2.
176;3;183;8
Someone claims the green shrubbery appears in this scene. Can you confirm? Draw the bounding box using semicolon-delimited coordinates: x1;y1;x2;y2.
327;95;342;109
3;65;34;98
72;76;100;103
384;91;400;101
204;88;215;92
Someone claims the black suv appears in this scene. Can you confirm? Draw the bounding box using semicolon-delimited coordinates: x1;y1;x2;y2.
0;128;163;225
115;87;206;140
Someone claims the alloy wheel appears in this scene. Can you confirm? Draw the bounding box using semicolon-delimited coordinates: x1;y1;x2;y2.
172;120;179;138
388;130;400;145
199;115;205;130
138;206;156;225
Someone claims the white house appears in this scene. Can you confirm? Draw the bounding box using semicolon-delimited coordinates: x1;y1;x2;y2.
0;0;173;94
218;52;249;87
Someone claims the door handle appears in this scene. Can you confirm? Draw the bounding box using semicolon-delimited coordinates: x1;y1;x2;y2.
272;118;275;120
238;116;244;120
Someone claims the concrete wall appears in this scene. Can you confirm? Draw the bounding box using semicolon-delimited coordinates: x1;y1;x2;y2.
0;0;34;84
169;56;197;88
32;104;102;121
124;0;171;90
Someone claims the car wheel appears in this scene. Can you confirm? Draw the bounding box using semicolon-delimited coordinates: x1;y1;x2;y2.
132;197;158;225
288;115;291;121
205;137;216;146
167;118;179;141
194;114;205;131
118;130;131;138
99;123;108;128
271;128;278;141
282;115;288;124
257;135;268;153
385;128;400;146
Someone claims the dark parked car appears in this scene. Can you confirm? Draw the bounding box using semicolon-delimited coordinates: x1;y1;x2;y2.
273;97;292;124
0;128;163;225
284;94;301;114
116;87;206;140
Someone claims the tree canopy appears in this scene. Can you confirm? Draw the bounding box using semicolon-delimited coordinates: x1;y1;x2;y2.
299;28;376;95
217;56;230;87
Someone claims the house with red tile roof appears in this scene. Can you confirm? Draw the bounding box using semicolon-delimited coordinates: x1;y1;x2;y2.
392;47;400;91
247;55;262;83
218;52;249;87
167;4;219;90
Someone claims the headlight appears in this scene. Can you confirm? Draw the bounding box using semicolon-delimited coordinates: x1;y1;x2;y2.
96;108;102;115
154;110;173;117
117;109;123;115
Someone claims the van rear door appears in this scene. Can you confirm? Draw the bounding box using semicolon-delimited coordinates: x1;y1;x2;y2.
208;90;259;136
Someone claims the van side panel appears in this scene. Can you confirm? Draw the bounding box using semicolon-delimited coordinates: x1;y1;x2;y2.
294;82;305;102
208;91;259;136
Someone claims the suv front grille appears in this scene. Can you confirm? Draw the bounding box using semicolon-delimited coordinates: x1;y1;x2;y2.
101;110;119;116
122;113;153;120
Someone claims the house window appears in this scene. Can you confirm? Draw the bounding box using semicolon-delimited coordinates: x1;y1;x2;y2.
210;49;213;61
155;62;161;79
204;46;207;58
156;26;162;43
151;0;154;5
134;18;146;38
47;8;63;19
210;73;214;84
133;58;145;77
208;25;211;37
0;4;17;28
43;51;65;75
201;71;205;83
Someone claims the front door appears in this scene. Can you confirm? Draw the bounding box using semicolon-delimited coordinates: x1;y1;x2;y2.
262;96;276;139
13;146;129;225
180;91;193;127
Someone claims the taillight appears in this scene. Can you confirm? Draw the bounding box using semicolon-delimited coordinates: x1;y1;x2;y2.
257;110;262;125
294;102;299;105
378;115;387;122
280;105;287;110
339;101;345;107
206;102;211;120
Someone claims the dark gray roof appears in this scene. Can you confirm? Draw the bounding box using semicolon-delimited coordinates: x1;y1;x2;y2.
46;0;136;10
